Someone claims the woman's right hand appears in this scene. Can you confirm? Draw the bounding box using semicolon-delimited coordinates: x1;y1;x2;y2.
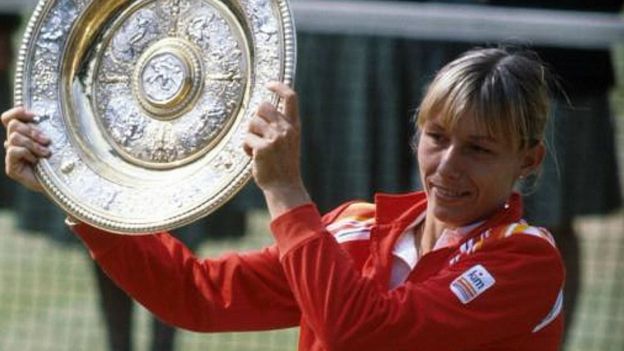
2;107;50;192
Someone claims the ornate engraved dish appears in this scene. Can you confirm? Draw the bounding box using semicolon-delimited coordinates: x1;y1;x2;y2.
15;0;296;234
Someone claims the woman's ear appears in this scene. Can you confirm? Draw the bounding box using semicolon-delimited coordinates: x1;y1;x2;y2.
519;141;546;178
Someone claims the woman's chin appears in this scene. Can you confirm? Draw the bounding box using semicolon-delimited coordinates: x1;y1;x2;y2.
431;204;476;227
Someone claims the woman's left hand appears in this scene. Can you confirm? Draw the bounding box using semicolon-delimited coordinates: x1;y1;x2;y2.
244;82;310;218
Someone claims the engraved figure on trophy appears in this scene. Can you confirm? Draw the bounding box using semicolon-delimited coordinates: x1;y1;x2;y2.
33;4;78;102
148;124;178;162
241;0;279;83
247;0;278;41
29;101;68;154
111;9;161;63
41;5;77;45
213;147;236;173
161;0;192;24
141;53;187;104
201;104;227;134
73;0;91;12
32;58;58;100
186;13;217;48
106;96;146;147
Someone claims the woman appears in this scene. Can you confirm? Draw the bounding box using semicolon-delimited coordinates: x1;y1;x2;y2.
3;47;564;350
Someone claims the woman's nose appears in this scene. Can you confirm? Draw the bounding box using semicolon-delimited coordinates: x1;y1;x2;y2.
437;145;462;180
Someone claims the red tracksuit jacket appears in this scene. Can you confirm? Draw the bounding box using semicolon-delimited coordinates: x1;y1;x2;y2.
72;191;564;350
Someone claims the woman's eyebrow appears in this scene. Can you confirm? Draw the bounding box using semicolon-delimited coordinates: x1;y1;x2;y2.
426;121;445;130
468;135;498;143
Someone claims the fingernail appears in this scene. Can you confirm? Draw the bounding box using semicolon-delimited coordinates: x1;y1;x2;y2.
39;134;50;143
34;131;50;143
39;145;50;156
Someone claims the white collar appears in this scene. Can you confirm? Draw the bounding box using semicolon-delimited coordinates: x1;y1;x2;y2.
392;218;484;270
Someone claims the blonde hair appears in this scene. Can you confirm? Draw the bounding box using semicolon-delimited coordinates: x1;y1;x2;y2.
417;47;551;150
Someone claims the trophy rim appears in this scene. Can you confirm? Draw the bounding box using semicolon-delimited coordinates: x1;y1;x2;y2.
15;0;297;234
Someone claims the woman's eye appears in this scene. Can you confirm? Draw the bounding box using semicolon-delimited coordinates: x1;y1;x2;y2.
426;132;445;143
470;144;492;154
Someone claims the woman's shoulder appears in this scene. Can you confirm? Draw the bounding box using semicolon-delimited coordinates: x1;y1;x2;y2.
490;222;557;247
322;200;376;223
452;221;562;267
321;201;376;241
446;221;564;340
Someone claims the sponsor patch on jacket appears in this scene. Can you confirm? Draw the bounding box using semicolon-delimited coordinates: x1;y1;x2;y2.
450;264;495;304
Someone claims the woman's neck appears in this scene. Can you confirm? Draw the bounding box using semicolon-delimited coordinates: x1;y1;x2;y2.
419;208;490;255
419;208;451;255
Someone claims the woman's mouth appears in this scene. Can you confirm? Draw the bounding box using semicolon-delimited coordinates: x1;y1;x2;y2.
432;185;470;202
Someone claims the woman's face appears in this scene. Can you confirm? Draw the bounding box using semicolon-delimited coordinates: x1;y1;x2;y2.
417;113;542;227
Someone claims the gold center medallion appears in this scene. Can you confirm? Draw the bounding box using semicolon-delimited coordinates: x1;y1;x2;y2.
134;38;203;120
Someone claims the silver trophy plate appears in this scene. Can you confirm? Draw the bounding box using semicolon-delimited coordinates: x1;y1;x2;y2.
15;0;296;234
